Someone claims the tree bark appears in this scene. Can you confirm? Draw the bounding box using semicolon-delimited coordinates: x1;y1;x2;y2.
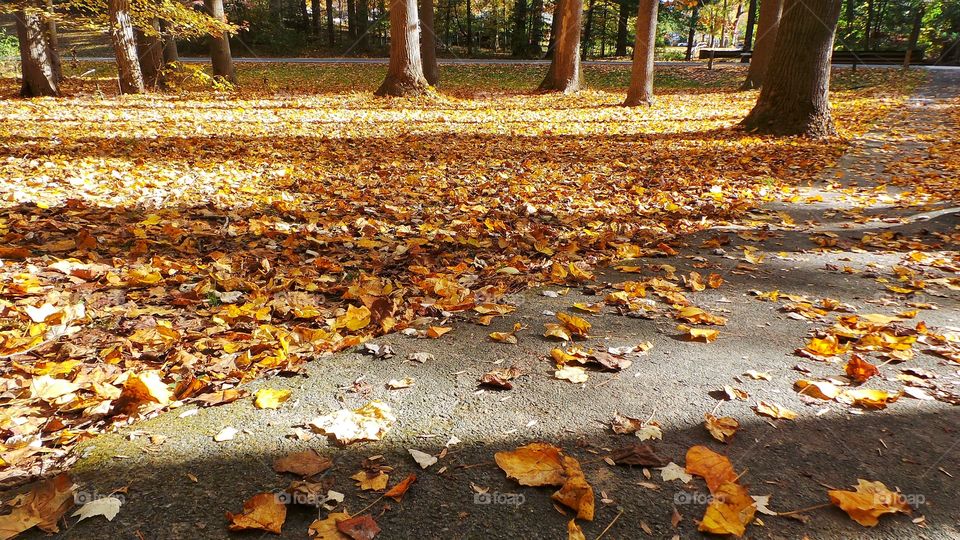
205;0;236;83
539;0;582;91
615;0;628;56
16;1;60;97
865;0;873;49
347;0;357;39
160;20;179;64
903;5;923;69
357;0;369;50
529;0;543;54
43;0;62;83
624;0;657;106
376;0;429;96
466;0;473;55
420;0;440;84
311;0;321;32
741;0;842;137
685;5;699;61
743;0;757;51
326;0;335;45
741;0;782;89
108;0;145;94
137;18;166;88
512;0;528;56
581;0;594;60
545;2;560;58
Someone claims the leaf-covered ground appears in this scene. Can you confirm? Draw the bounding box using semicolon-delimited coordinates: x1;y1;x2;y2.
1;64;958;538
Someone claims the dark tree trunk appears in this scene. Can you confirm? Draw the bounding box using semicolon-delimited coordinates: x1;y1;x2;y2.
843;0;855;37
421;0;439;84
512;0;528;56
444;0;453;47
43;0;62;83
615;0;628;56
685;5;699;61
539;0;582;92
903;5;923;69
136;18;166;88
466;0;473;55
376;0;429;95
205;0;236;83
743;0;757;51
326;0;335;45
108;0;145;94
545;1;561;58
298;0;310;30
624;0;658;106
865;0;873;49
312;0;321;32
357;0;369;50
269;0;283;23
581;0;594;60
16;1;60;97
741;0;782;89
529;0;543;54
160;20;179;64
347;0;357;39
742;0;842;138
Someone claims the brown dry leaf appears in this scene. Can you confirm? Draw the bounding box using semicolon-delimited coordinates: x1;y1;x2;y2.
384;473;417;502
226;492;286;534
350;471;389;491
567;519;586;540
685;445;738;493
273;450;332;477
254;388;292;409
308;512;351;539
754;400;798;420
607;444;670;467
794;379;841;400
828;479;912;526
704;413;739;443
489;322;524;344
494;442;566;487
479;366;522;390
551;456;595;521
837;388;901;410
677;324;719;343
337;515;381;540
0;473;75;537
845;354;880;383
698;481;757;537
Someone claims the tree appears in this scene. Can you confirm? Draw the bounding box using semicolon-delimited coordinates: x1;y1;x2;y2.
204;0;236;83
741;0;782;89
539;0;583;92
108;0;145;94
684;2;700;60
136;17;166;88
903;3;924;68
615;0;629;56
326;0;335;45
160;20;179;65
742;0;843;137
357;0;370;50
624;0;658;106
529;0;544;54
16;0;60;97
376;0;430;96
512;0;528;55
742;0;757;51
421;0;440;85
44;0;62;83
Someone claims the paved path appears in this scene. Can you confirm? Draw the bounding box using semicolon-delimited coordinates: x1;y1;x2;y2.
35;72;960;540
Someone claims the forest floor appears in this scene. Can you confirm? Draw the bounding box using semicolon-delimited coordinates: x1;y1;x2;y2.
0;65;958;539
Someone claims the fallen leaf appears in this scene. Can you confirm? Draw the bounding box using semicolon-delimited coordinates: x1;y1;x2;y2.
0;473;75;536
685;445;738;493
704;413;739;443
273;450;332;477
754;400;797;420
226;492;286;534
384;474;417;502
72;496;123;523
337;515;381;540
310;401;396;444
408;448;438;469
254;388;292;409
698;481;756;537
828;479;912;526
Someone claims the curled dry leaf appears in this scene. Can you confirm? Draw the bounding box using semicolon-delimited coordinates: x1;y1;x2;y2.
704;413;739;443
555;365;588;384
0;473;75;537
408;448;438;469
273;450;332;477
698;482;757;538
309;511;351;539
567;519;586;540
677;324;719;343
685;445;738;494
794;379;841;400
310;401;396;444
754;400;797;420
494;442;566;487
384;474;417;502
845;354;880;383
479;366;522;390
607;444;670;467
828;479;912;526
337;515;381;540
226;492;287;534
836;388;901;410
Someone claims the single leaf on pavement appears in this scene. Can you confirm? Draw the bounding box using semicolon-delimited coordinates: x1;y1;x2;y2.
384;474;417;502
698;481;756;537
310;401;396;444
273;450;332;477
72;496;123;523
495;442;566;487
226;492;286;534
828;479;912;526
685;446;738;493
254;388;292;409
704;413;739;443
337;515;381;540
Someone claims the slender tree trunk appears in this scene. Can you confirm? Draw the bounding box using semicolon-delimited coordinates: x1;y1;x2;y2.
742;0;842;137
444;0;453;47
624;0;658;106
466;0;473;55
136;18;166;88
529;0;543;54
581;0;594;60
539;0;582;92
347;0;357;39
108;0;145;94
615;0;628;56
269;0;283;23
160;20;179;64
298;0;310;29
598;3;607;56
741;0;783;89
545;2;560;58
512;0;528;56
843;0;855;38
357;0;369;50
43;0;62;83
376;0;429;95
16;1;59;97
685;5;699;60
743;0;757;51
311;0;321;32
903;5;923;69
865;0;873;49
205;0;236;83
421;0;440;84
326;0;335;45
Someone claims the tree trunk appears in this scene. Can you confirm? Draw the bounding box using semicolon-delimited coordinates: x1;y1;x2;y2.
298;0;310;30
269;0;283;23
137;18;166;88
624;0;658;106
865;0;873;49
581;0;594;60
466;0;473;55
357;0;369;50
16;1;59;97
205;0;236;83
741;0;842;137
421;0;439;84
545;2;560;58
512;0;528;56
311;0;321;32
160;20;179;64
539;0;582;92
43;0;62;83
685;5;699;60
743;0;757;50
108;0;145;94
615;0;628;56
903;5;923;69
347;0;357;39
529;0;543;54
326;0;335;45
376;0;429;96
741;0;782;89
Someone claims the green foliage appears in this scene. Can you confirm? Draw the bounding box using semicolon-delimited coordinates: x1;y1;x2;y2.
0;29;18;59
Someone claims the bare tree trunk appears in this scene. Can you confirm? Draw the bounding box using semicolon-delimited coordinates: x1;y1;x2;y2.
581;0;594;60
160;20;179;64
357;0;369;50
16;1;60;97
347;0;357;39
742;0;842;137
512;0;528;56
205;0;236;83
685;5;699;60
741;0;782;89
529;0;543;54
865;0;873;49
137;18;166;88
902;5;923;69
421;0;440;84
108;0;145;94
466;0;473;55
624;0;658;106
614;0;628;56
43;0;62;83
539;0;582;91
311;0;320;32
326;0;335;45
376;0;429;96
743;0;757;51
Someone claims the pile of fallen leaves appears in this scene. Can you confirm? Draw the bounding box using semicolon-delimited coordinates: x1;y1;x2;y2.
0;67;923;487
